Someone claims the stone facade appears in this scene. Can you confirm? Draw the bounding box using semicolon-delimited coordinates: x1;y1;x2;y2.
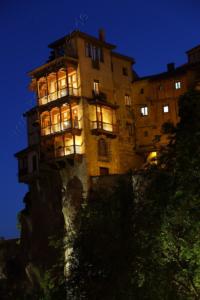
132;57;200;161
14;30;200;284
15;32;200;187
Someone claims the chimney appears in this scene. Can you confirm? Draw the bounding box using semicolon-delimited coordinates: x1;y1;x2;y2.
167;62;175;72
99;28;105;42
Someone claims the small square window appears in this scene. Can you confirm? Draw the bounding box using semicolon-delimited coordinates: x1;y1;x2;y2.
141;106;148;116
125;94;131;106
163;105;169;113
100;167;109;175
122;67;128;76
175;81;181;89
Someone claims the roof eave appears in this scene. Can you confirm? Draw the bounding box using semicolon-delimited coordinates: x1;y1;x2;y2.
48;30;116;50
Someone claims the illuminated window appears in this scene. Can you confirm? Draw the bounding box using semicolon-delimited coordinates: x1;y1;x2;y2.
61;104;71;130
175;81;181;89
41;112;51;135
57;69;67;98
72;107;79;128
38;78;48;105
141;106;148;116
163;105;169;113
122;67;128;76
147;152;157;164
125;94;131;106
68;72;78;96
51;108;60;133
47;74;57;101
60;78;66;88
93;80;100;95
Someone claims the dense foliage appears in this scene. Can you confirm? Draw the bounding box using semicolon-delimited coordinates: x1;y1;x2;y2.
129;89;200;299
66;177;134;300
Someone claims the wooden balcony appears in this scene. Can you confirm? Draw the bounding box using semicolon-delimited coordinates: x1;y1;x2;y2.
91;121;118;138
41;118;82;137
40;144;83;164
39;87;80;106
15;147;39;183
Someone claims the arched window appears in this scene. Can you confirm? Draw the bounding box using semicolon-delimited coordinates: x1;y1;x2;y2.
41;112;50;135
38;77;48;105
61;104;70;130
98;138;108;157
47;73;57;101
58;69;67;98
51;107;60;133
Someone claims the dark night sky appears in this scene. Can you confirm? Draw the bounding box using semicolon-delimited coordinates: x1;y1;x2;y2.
0;0;200;238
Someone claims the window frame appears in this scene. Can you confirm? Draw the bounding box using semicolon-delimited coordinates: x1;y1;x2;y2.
125;94;132;106
98;138;108;157
93;80;100;95
163;104;169;113
175;81;181;90
140;105;148;116
85;42;104;62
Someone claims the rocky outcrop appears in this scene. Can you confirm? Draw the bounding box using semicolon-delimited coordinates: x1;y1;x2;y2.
0;238;30;299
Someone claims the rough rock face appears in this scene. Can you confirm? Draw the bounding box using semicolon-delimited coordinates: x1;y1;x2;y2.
0;157;88;298
21;171;135;273
18;159;86;288
1;156;138;298
20;164;65;280
0;238;29;299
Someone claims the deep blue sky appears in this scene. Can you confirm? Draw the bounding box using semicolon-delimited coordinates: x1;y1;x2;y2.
0;0;200;238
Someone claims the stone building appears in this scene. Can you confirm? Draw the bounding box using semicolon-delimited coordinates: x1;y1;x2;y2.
14;30;200;277
132;45;200;163
15;30;146;194
15;31;200;187
14;29;143;275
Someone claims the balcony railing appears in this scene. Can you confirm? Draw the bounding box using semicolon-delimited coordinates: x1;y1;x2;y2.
55;144;83;157
91;121;118;133
41;118;81;136
39;87;80;105
44;144;83;160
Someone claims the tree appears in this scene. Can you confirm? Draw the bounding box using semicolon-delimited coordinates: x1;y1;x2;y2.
66;176;135;300
131;89;200;299
159;90;200;299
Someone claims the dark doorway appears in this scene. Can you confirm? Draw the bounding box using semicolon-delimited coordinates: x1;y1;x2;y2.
99;167;109;175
